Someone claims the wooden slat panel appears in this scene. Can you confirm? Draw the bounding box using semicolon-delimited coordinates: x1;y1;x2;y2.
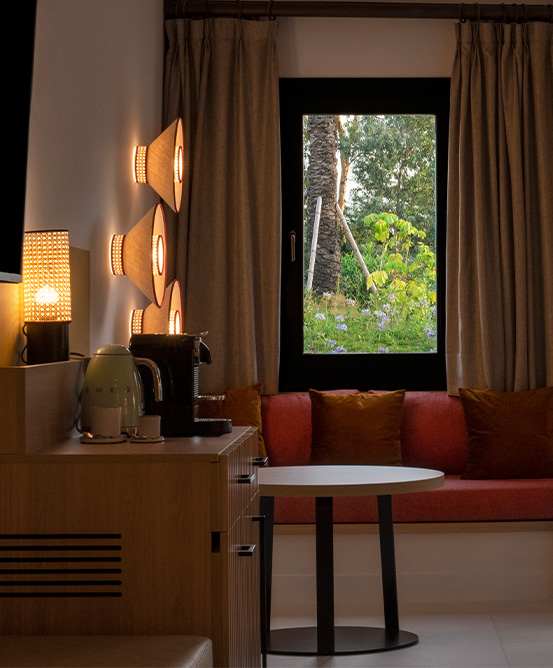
0;360;83;454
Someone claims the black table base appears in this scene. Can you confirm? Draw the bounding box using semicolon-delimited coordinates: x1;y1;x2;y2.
268;626;418;656
259;493;418;659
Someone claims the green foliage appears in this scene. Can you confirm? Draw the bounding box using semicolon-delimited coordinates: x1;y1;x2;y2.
304;211;437;354
344;114;437;250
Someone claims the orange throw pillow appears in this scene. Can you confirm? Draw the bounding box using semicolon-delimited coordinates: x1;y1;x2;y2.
459;386;553;479
199;383;266;458
309;389;405;466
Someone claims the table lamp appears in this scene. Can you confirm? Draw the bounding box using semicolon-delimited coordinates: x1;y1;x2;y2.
23;229;72;364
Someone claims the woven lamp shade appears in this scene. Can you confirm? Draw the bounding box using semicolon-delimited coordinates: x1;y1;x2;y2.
23;230;71;323
133;118;184;213
131;280;183;335
110;204;167;307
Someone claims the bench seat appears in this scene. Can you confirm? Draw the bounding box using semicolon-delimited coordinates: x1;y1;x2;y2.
272;475;553;524
0;636;213;668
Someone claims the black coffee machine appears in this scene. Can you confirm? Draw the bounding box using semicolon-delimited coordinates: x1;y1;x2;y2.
129;333;232;437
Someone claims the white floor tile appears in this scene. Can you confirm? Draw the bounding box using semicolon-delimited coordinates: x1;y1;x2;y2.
502;642;553;668
267;600;552;668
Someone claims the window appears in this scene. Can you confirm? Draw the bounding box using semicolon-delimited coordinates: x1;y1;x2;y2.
279;78;450;391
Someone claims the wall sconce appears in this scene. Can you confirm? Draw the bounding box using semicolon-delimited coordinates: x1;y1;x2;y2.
23;229;72;364
133;118;184;213
110;203;167;307
130;280;182;335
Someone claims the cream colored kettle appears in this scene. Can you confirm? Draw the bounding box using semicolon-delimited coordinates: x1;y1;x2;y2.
80;344;161;435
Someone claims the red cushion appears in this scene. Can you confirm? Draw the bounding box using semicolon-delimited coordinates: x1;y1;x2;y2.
262;390;468;473
271;475;553;524
399;392;468;474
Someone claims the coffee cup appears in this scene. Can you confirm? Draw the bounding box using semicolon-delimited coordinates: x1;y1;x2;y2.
90;405;122;438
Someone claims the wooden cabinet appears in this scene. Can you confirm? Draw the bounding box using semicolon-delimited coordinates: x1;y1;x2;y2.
0;426;261;667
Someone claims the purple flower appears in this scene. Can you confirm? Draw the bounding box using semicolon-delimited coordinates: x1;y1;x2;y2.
336;323;347;331
314;313;326;320
331;345;347;353
335;314;345;322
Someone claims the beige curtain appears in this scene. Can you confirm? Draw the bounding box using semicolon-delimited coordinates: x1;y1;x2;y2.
446;21;553;394
163;18;281;394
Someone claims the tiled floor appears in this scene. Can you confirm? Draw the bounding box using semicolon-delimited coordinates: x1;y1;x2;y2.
266;600;553;668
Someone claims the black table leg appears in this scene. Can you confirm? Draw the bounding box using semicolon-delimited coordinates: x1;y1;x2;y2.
377;494;400;633
315;496;335;654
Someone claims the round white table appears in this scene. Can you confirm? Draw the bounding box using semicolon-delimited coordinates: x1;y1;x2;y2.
258;465;444;658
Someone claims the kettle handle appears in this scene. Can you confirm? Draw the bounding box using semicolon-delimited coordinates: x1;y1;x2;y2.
134;357;163;402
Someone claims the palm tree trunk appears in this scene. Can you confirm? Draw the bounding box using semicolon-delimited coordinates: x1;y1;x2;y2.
305;115;341;294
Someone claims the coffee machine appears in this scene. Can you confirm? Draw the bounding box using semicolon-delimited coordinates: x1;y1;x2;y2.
129;333;232;437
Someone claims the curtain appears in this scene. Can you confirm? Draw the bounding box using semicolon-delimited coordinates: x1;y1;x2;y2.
446;20;553;394
163;18;281;394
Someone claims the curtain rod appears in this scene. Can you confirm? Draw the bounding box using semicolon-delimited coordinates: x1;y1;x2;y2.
165;1;553;21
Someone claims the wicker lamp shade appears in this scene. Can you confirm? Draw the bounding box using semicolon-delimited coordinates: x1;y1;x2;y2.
130;280;183;335
23;230;72;323
133;118;184;213
22;230;72;364
110;204;167;308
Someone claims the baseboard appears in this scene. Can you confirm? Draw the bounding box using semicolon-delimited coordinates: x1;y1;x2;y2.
275;520;553;534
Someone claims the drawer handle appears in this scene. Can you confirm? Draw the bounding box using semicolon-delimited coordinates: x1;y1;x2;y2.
252;456;269;467
238;544;256;556
237;473;255;484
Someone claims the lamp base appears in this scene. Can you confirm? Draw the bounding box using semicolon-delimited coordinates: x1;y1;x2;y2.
25;322;70;365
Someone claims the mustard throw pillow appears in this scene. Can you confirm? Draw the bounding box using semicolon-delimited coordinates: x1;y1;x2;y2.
199;383;266;458
459;386;553;479
309;389;405;466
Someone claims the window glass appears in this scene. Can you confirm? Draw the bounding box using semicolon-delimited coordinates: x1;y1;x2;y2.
279;79;450;391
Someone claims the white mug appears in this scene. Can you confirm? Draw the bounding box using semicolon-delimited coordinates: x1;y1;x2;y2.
137;414;161;439
90;405;122;438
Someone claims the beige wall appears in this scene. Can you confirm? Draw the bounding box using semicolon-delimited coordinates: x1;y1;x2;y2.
0;0;164;365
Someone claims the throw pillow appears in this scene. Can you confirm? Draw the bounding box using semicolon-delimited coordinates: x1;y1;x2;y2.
309;389;405;466
198;382;266;458
459;386;553;479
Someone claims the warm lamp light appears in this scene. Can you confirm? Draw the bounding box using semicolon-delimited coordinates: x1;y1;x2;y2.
23;229;72;364
110;204;167;307
133;118;184;213
130;280;183;335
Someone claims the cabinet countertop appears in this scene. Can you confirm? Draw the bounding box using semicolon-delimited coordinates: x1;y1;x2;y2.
0;426;254;463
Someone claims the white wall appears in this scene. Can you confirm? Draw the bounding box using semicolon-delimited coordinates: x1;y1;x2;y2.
278;16;456;78
23;0;164;357
277;0;546;78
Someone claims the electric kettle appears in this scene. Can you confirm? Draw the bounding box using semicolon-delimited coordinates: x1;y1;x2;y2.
80;344;162;435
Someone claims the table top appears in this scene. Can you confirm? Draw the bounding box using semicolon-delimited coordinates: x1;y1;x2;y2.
258;465;444;498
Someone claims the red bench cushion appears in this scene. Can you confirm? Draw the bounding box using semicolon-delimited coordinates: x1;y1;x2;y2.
272;475;553;523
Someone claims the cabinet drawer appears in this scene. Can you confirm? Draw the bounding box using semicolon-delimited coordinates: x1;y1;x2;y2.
219;428;259;530
218;508;261;667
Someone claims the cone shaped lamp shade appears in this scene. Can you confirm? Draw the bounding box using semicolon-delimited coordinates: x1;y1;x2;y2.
133;118;184;213
23;229;72;364
130;280;183;335
110;204;167;307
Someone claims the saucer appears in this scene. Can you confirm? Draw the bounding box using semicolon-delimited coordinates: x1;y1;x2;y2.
130;435;165;444
80;434;128;444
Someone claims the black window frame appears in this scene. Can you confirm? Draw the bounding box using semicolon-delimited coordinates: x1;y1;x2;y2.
279;77;450;392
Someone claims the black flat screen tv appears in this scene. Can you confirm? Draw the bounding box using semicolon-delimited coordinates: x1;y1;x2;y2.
1;1;37;283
